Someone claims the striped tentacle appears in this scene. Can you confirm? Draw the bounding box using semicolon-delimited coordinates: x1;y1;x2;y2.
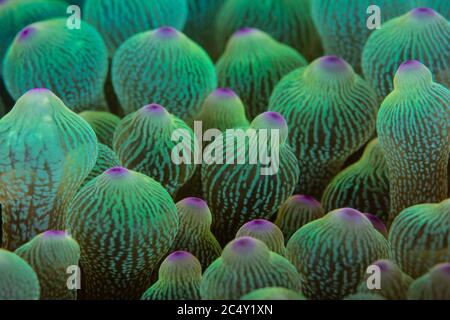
322;139;390;223
201;112;299;245
15;230;80;300
286;208;390;299
362;8;449;99
377;61;449;222
66;167;179;299
112;27;217;121
269;56;378;198
0;89;98;250
200;237;301;300
389;199;450;279
141;251;202;300
216;28;307;119
3;18;109;112
113;104;197;196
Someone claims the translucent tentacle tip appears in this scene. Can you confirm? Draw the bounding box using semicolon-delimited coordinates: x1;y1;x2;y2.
167;251;194;263
234;27;258;37
180;197;208;209
212;88;238;98
429;263;450;281
18;26;37;41
317;55;349;72
334;208;367;223
42;230;68;238
410;7;437;18
0;0;9;5
230;236;258;254
398;60;423;72
251;112;288;142
244;219;274;232
142;103;169;117
105;166;130;178
155;26;179;38
292;195;321;207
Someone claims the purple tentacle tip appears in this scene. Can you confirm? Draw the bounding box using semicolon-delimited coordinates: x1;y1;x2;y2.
143;103;166;115
0;0;9;5
19;26;36;41
183;197;208;209
398;60;422;72
43;230;67;238
245;219;273;231
106;166;129;177
336;208;365;222
214;88;237;98
411;7;436;17
293;195;320;207
167;251;192;262
234;27;256;36
231;236;257;252
319;55;347;71
156;26;178;38
374;260;392;272
263;111;286;125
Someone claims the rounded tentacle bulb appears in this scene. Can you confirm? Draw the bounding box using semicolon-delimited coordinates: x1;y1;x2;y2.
195;88;250;132
0;0;67;75
286;208;390;300
377;61;449;222
201;111;299;245
322;139;390;223
112;27;217;121
269;56;378;198
176;88;250;201
236;219;286;256
80;143;120;189
79;111;121;148
84;0;188;56
407;263;450;300
66;167;179;299
362;8;449;99
200;237;302;300
240;287;305;300
141;251;202;300
0;89;98;250
169;198;222;271
3;18;109;112
389;199;450;279
113;104;197;196
357;260;413;300
0;249;40;300
216;28;307;119
215;0;322;61
311;0;414;73
184;0;226;60
275;195;325;244
15;230;81;300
